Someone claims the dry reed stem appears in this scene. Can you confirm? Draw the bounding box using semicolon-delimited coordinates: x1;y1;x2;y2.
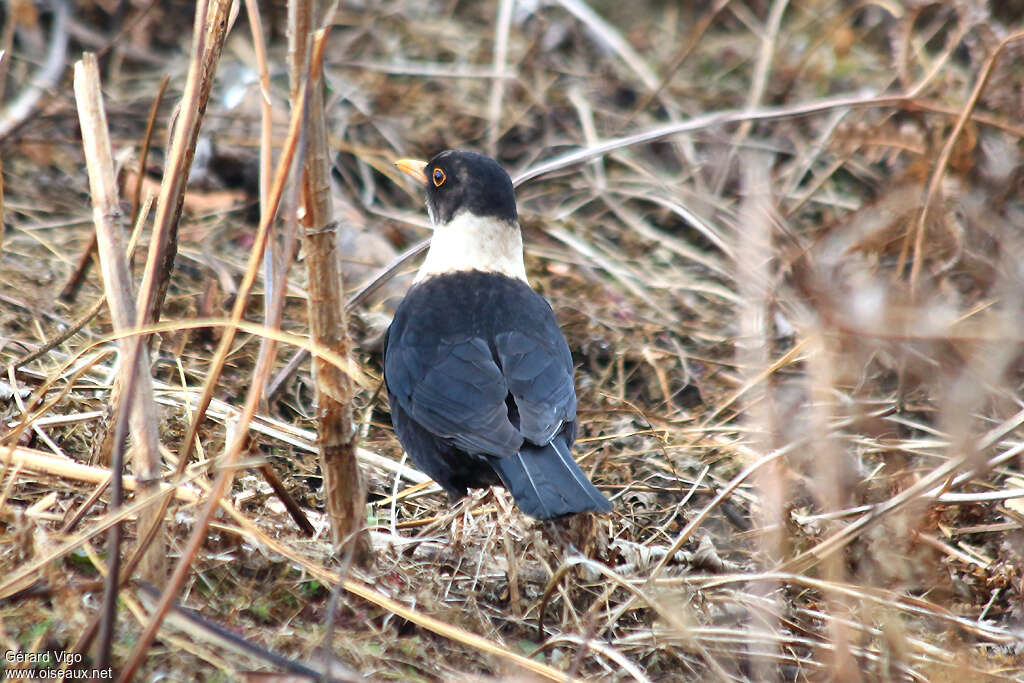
289;0;370;558
243;0;273;215
246;0;288;408
73;53;164;584
0;151;4;258
0;11;14;104
81;0;228;590
117;28;333;682
235;0;313;536
136;0;230;325
0;446;199;507
734;152;780;681
130;76;170;230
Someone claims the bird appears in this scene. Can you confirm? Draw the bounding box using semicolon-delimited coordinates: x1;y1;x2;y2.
385;150;612;520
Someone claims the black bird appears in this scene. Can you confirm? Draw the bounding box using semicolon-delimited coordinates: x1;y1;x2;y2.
385;150;611;519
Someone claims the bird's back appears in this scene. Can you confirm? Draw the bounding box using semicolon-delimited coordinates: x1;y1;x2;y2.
387;271;567;361
384;270;610;518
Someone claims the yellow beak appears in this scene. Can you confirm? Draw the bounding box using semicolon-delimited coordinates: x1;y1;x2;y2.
394;158;428;183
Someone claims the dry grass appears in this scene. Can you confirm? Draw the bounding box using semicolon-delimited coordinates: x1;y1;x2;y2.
1;1;1023;680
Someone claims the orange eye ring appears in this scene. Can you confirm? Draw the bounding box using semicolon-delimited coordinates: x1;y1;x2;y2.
432;168;446;187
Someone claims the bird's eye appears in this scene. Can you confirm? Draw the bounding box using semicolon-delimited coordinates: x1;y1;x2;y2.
432;168;446;187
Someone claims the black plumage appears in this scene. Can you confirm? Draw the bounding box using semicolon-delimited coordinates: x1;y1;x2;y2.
385;150;611;519
418;149;518;225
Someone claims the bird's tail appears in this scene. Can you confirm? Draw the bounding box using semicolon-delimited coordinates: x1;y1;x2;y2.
488;439;611;519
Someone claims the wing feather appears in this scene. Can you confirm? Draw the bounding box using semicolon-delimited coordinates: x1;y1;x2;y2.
388;336;522;457
384;273;577;461
496;330;576;445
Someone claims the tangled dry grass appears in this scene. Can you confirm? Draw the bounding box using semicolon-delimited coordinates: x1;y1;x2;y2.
1;0;1023;680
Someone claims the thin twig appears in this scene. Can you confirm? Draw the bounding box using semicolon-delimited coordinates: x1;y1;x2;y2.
521;93;897;184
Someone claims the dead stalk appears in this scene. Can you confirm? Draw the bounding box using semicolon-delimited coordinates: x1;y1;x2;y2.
117;29;332;683
289;0;370;559
73;53;164;586
136;0;228;325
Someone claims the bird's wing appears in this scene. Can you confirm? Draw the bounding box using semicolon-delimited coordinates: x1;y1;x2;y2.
496;329;576;446
385;335;523;458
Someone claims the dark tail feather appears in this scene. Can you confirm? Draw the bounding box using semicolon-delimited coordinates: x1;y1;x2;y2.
488;439;611;519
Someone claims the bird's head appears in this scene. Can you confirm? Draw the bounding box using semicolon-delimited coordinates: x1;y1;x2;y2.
395;150;518;227
395;150;527;282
